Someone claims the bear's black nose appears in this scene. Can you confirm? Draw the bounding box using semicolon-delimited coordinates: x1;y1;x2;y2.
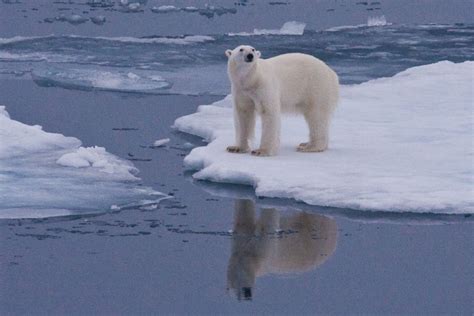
246;53;254;62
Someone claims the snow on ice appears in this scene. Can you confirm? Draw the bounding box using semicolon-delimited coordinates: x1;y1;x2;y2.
174;61;474;214
0;107;167;219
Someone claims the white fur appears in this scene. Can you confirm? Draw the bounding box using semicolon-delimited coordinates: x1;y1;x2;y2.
225;45;339;156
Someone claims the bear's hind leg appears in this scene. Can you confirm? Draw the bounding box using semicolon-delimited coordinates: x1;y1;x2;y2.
298;107;329;152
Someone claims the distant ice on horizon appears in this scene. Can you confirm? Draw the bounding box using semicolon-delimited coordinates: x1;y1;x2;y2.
228;21;306;36
326;15;391;31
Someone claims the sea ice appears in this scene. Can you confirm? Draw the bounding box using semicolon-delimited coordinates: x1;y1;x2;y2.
32;67;171;93
151;5;179;13
66;14;88;25
91;16;106;25
93;35;215;45
326;15;390;31
0;106;167;219
174;61;474;214
367;15;388;27
153;138;170;147
229;21;306;36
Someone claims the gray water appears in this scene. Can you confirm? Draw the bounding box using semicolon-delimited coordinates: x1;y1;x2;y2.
1;0;473;314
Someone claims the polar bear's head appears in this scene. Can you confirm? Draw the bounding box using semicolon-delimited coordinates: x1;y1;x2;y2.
225;45;261;65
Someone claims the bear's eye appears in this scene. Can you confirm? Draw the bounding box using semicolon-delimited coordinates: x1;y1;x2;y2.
252;48;255;52
239;48;243;52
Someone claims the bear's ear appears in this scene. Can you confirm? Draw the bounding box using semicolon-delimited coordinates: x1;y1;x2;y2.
256;51;261;58
225;49;232;58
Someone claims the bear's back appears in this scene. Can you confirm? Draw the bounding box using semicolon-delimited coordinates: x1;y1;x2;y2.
262;53;339;112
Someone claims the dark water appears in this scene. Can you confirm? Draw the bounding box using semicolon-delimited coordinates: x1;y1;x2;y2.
1;0;473;314
1;80;472;315
1;23;473;95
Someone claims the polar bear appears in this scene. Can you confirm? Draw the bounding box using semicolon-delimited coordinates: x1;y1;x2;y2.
225;45;339;156
227;199;338;300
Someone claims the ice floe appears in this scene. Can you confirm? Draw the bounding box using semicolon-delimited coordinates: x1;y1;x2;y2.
153;138;170;147
229;21;306;36
91;16;106;25
149;3;236;18
0;34;214;47
367;15;388;27
0;35;54;45
92;35;215;45
32;68;171;93
326;15;390;31
0;106;167;219
174;61;474;214
151;5;180;13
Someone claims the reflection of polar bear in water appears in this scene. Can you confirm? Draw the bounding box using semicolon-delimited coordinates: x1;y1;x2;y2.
225;45;339;156
227;199;338;300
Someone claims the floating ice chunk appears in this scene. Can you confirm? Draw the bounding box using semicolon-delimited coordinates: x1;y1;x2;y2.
0;34;214;46
278;21;307;35
367;15;388;27
0;35;53;45
67;14;88;25
229;21;306;36
182;142;195;149
57;146;139;177
92;35;214;45
153;138;170;147
0;51;49;62
127;72;140;80
326;15;391;31
56;14;67;22
197;5;236;18
127;2;142;12
174;61;474;214
182;6;198;12
0;106;167;219
151;5;179;13
118;0;147;12
32;67;171;93
91;15;106;25
148;75;165;81
87;0;114;8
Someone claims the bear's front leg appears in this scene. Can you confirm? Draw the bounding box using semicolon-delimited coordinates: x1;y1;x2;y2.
252;107;280;156
227;100;256;154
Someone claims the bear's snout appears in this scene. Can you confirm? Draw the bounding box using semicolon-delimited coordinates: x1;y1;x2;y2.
245;53;254;62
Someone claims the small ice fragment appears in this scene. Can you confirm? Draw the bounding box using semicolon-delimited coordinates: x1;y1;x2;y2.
91;15;106;25
182;6;198;12
149;75;165;82
56;14;67;22
151;5;179;13
153;138;170;147
67;14;88;25
111;205;120;210
182;142;194;149
127;72;140;80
